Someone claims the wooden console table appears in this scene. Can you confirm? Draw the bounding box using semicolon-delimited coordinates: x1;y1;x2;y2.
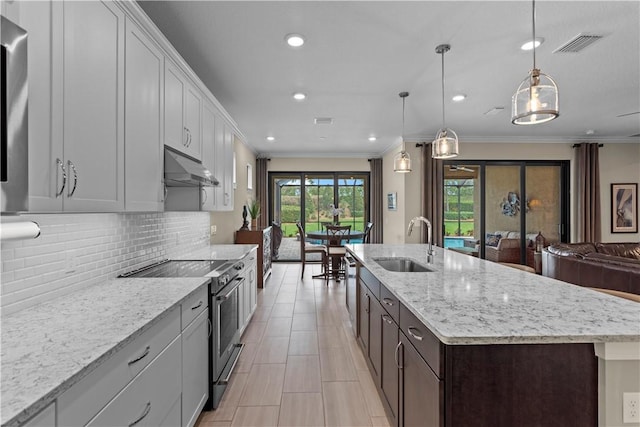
235;226;272;288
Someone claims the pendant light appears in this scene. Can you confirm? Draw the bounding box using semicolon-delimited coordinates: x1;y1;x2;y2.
432;44;459;159
512;0;559;125
394;91;412;173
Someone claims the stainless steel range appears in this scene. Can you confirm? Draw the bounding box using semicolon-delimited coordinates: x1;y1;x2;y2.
120;258;245;409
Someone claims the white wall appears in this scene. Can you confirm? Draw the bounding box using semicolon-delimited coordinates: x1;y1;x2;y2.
384;141;640;244
210;136;257;244
268;157;370;172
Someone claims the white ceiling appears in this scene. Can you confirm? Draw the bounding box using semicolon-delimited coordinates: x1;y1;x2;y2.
138;1;640;158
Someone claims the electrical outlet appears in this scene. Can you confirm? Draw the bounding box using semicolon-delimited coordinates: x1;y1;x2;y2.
624;392;640;423
211;225;217;235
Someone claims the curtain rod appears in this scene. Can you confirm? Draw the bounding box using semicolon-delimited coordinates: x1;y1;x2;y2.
572;143;603;148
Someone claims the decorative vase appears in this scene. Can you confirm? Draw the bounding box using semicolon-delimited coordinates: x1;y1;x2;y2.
251;219;257;230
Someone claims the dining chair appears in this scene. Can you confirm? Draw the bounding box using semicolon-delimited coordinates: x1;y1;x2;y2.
363;222;374;243
296;221;327;279
324;225;351;282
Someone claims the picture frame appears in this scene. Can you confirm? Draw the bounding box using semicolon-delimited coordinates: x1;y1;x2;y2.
611;183;637;233
247;164;253;190
387;192;397;211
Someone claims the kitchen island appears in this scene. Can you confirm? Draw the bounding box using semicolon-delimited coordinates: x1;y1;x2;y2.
346;244;640;427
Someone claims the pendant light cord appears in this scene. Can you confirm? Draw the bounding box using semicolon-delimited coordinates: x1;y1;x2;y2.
440;49;446;129
402;95;406;152
532;0;537;70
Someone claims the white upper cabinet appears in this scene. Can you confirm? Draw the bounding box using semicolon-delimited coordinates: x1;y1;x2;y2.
164;61;202;161
58;0;125;212
213;115;235;211
124;16;164;212
201;102;217;211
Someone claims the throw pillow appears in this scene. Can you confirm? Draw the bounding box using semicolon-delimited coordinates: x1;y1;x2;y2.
486;233;502;247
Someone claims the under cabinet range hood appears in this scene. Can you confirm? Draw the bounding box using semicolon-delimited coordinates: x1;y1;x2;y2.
164;146;219;187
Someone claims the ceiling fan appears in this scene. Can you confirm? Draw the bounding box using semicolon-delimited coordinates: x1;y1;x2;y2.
449;165;475;173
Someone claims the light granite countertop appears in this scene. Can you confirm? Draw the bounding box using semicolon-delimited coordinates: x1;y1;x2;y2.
346;244;640;346
1;277;209;427
174;244;258;261
1;244;258;427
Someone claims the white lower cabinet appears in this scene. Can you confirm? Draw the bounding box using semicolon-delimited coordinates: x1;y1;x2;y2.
238;249;258;334
181;296;209;427
86;335;182;426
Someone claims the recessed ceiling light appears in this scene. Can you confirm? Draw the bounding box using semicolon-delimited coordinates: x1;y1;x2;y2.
368;136;377;142
521;37;544;51
285;33;305;48
292;92;306;101
585;129;595;135
266;136;275;142
452;94;467;102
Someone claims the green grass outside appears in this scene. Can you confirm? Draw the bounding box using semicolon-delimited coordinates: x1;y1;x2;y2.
281;218;365;238
444;220;475;236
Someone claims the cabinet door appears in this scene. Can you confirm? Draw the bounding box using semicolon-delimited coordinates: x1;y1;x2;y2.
62;0;124;212
237;277;247;332
400;334;442;427
358;283;370;354
164;62;186;152
215;122;234;211
201;103;217;211
21;0;64;211
368;296;383;383
184;83;202;160
124;16;163;212
182;310;209;427
381;314;399;426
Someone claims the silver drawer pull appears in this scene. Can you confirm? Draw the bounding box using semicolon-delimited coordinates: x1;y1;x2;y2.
382;314;394;325
55;158;67;198
191;300;203;310
128;402;151;427
407;327;423;341
382;298;394;306
128;346;150;365
67;160;78;197
395;342;403;369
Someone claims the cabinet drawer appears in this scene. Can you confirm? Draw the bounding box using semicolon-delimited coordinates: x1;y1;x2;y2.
87;335;182;427
58;307;181;426
360;267;380;299
182;284;208;330
379;284;399;323
399;303;444;379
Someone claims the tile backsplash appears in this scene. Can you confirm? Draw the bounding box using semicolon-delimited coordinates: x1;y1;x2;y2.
1;212;210;315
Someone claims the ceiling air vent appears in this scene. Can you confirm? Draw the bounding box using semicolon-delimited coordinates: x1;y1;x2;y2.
314;117;333;125
553;33;603;53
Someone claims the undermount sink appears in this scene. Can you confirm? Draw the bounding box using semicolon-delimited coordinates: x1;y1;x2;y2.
373;257;434;273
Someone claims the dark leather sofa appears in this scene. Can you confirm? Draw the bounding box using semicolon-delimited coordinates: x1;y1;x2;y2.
542;242;640;295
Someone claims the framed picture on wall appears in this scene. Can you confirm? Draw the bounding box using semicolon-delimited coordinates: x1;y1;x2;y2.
387;192;397;211
611;183;637;233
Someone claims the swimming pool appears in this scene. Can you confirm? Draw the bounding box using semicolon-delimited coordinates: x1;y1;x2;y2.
444;236;475;248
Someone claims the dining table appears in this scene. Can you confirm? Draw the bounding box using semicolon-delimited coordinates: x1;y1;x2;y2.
306;229;365;280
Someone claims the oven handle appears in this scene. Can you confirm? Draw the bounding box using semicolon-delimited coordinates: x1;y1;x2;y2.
216;277;243;301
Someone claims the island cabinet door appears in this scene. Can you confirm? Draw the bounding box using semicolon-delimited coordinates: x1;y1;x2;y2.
380;313;399;426
368;296;384;383
400;333;443;427
358;283;371;354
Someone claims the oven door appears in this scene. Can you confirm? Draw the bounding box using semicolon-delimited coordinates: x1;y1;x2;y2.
214;276;242;372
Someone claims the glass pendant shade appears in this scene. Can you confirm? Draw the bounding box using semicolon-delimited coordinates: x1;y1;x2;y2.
432;128;459;159
394;149;411;172
511;68;559;125
394;91;411;173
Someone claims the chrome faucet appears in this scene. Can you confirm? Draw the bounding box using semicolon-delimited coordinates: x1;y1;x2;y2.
407;216;434;262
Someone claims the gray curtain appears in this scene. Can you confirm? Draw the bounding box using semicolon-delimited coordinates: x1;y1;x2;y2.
575;143;601;242
255;157;269;229
421;144;444;246
369;158;383;243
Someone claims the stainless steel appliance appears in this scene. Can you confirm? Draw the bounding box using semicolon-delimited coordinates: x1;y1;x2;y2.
1;16;28;212
120;258;245;409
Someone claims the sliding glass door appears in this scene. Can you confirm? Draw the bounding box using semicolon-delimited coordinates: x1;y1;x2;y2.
444;161;569;267
269;172;370;261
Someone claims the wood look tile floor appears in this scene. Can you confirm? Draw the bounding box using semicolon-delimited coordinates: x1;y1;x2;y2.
196;263;391;427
